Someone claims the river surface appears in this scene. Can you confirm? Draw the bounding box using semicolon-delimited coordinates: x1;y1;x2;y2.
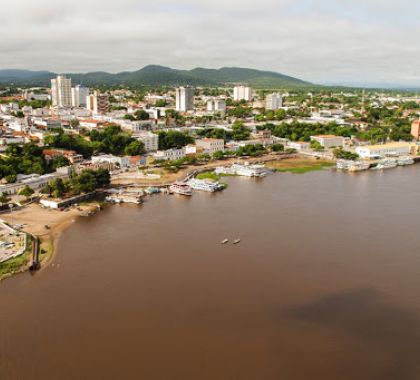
1;166;420;379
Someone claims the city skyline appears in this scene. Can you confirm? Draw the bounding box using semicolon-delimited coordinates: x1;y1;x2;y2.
1;0;419;87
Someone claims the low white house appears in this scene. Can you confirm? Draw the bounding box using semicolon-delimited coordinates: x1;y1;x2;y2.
289;141;310;150
91;154;130;168
355;142;412;158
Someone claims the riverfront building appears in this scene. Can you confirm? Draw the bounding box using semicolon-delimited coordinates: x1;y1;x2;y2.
356;142;412;158
153;148;186;161
310;135;344;148
91;154;130;168
196;138;225;154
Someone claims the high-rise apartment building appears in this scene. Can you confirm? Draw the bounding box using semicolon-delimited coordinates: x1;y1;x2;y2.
175;87;194;112
51;75;72;108
86;91;109;114
71;85;89;107
265;93;283;110
233;86;253;101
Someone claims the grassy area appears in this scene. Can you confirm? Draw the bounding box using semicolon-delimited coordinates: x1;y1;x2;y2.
267;158;335;174
196;171;221;181
0;234;32;281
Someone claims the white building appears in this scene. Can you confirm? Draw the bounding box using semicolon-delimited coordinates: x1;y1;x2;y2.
71;85;89;107
91;155;130;168
207;98;226;114
135;132;159;152
233;86;253;101
288;141;310;151
266;93;283;110
310;135;344;148
196;138;225;154
153;148;185;161
51;75;72;108
356;142;412;158
0;167;72;195
175;87;194;112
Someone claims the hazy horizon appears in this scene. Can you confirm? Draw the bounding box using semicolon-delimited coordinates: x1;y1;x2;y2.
1;0;420;87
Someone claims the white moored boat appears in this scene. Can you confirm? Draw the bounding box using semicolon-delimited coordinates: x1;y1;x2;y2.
337;160;370;172
397;156;414;166
372;159;398;170
169;182;193;196
215;163;267;177
187;178;224;192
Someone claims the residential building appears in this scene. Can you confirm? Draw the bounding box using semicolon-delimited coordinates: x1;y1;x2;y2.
86;91;109;114
153;148;186;161
411;120;420;140
42;149;84;164
266;93;283;110
51;75;72;108
79;119;104;129
71;85;89;107
196;138;225;154
233;86;253;101
356;142;412;158
135;132;159;152
175;87;194;112
310;135;344;148
207;98;226;114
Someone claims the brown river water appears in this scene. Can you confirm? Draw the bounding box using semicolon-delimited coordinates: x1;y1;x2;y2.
1;166;420;379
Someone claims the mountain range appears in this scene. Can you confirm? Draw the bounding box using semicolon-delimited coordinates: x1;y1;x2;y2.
0;65;312;88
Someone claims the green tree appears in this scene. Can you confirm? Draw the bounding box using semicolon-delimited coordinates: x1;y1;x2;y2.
124;140;145;156
272;144;284;152
0;193;11;207
51;156;70;170
231;121;251;141
134;110;150;120
310;140;325;152
333;148;359;161
158;131;194;150
50;178;67;198
19;185;34;199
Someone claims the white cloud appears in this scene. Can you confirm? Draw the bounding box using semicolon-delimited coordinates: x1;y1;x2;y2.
0;0;419;85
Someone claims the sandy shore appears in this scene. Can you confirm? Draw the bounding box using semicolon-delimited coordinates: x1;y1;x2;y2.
1;203;99;270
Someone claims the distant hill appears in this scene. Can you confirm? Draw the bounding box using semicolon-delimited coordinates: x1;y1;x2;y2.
0;65;313;88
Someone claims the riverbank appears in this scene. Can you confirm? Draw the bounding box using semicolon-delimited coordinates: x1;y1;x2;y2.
265;157;335;173
0;155;331;281
0;203;99;281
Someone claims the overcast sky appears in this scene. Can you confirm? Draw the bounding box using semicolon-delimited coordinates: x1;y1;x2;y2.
1;0;419;86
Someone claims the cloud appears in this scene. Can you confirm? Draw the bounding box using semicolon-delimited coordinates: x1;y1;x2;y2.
0;0;419;86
